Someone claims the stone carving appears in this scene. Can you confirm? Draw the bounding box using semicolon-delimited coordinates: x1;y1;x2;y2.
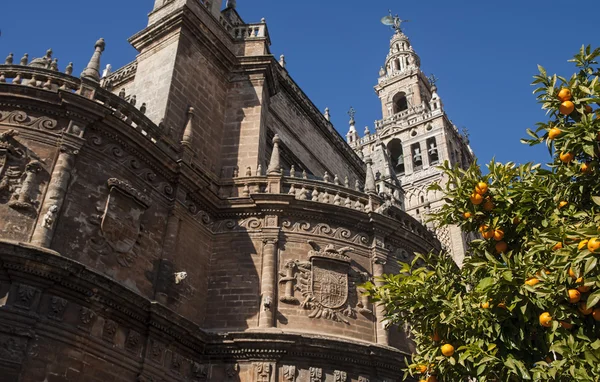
210;217;262;233
125;330;141;354
279;241;366;324
103;319;118;342
8;160;43;211
89;178;151;267
42;205;58;228
192;362;209;380
0;110;58;131
225;363;239;379
171;353;182;371
47;296;68;321
149;340;164;363
282;365;296;381
254;362;271;382
358;377;369;382
79;307;96;327
15;284;37;310
309;367;322;382
279;260;298;304
0;334;25;363
356;272;373;315
281;220;371;247
333;370;347;382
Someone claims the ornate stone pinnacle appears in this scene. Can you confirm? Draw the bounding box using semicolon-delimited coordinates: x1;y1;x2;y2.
81;38;106;82
20;53;29;66
267;134;281;175
279;54;286;68
5;53;13;65
226;0;236;9
324;107;330;121
364;156;376;194
348;106;356;125
181;107;194;147
65;62;73;76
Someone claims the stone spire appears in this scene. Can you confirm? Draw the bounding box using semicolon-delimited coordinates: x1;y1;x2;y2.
181;107;194;147
267;134;281;175
226;0;236;8
324;107;330;121
279;54;286;68
364;156;376;195
346;107;359;145
81;38;106;82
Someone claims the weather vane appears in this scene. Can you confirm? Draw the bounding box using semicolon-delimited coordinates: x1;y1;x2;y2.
348;106;356;124
428;74;439;86
380;10;409;33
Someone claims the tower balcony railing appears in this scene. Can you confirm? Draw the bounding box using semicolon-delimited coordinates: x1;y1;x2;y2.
233;22;269;41
0;63;167;149
373;104;443;133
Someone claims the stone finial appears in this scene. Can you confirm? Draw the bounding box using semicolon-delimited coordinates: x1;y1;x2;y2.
334;174;340;185
302;170;307;179
364;156;376;194
50;58;58;71
289;165;296;177
256;164;263;176
130;95;137;106
245;167;252;176
119;88;126;99
344;176;349;187
5;53;13;65
364;126;370;135
355;179;360;191
267;134;281;175
45;49;53;60
102;64;112;79
20;53;29;66
65;62;73;76
323;172;330;183
181;107;195;148
324;107;331;121
379;66;386;76
279;54;286;68
261;17;266;23
348;106;356;126
140;103;147;114
81;38;106;82
226;0;236;8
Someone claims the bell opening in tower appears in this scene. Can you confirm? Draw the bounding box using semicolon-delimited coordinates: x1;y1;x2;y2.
392;92;408;114
387;138;405;175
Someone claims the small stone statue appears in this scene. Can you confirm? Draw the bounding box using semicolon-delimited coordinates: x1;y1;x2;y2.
256;164;263;176
129;95;137;106
20;53;29;66
174;272;188;285
302;170;307;179
323;172;330;183
245;167;252;176
140;103;147;114
102;64;112;78
42;205;59;229
119;88;126;99
289;165;296;177
5;53;13;65
65;62;73;76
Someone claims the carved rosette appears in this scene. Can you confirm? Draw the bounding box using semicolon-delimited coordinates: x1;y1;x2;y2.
279;240;366;324
47;296;68;321
15;284;38;310
103;319;118;343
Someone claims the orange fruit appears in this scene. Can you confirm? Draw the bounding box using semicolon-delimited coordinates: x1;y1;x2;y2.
581;163;590;173
577;283;591;293
585;105;593;114
480;225;494;239
578;240;589;251
495;241;508;253
416;364;428;374
420;377;437;382
431;331;441;342
552;242;563;251
440;344;454;357
483;198;494;211
558;201;568;209
475;182;489;195
559;100;575;115
493;229;505;241
579;302;593;315
557;88;572;102
470;193;483;205
497;302;508;309
539;312;552;327
525;278;540;286
569;267;577;279
463;212;472;219
548;127;562;139
593;309;600;321
560;321;573;329
481;301;490;309
587;238;600;253
567;289;581;304
513;216;521;225
559;152;574;163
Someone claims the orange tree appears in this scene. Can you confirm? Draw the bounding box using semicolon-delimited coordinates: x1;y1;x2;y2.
365;46;600;381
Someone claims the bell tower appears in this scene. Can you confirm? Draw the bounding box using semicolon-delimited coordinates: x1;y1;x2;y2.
347;16;476;265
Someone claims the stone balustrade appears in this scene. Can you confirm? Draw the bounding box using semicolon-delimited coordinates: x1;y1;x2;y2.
373;104;443;131
0;62;165;148
233;22;269;40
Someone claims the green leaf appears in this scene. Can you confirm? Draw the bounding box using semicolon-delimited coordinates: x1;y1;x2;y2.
587;290;600;309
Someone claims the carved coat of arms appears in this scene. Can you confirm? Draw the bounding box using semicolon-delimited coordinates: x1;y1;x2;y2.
280;240;369;324
90;178;152;267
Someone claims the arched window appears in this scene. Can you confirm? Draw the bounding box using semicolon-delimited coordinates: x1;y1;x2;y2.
427;137;439;165
395;58;401;71
392;92;408;114
411;143;423;170
387;138;405;175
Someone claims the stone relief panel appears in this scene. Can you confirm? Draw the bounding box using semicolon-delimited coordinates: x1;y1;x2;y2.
281;219;371;247
88;178;154;268
309;367;322;382
0;129;47;213
254;362;272;382
281;365;296;381
279;241;371;324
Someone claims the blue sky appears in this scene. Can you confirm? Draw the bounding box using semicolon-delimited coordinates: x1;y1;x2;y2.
1;1;599;167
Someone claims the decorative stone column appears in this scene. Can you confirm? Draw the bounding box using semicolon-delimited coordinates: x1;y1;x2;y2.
31;147;77;248
259;216;279;328
372;237;390;346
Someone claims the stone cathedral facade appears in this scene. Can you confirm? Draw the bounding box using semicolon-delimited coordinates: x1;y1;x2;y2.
347;26;475;265
0;2;467;382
